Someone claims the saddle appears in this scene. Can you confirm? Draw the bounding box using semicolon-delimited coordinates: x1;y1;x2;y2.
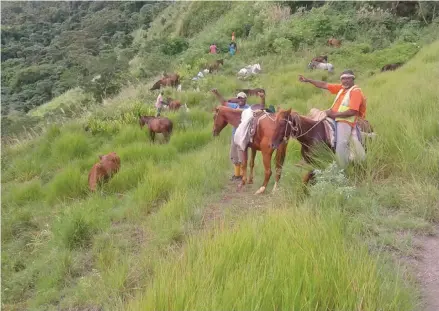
307;108;376;152
249;110;275;143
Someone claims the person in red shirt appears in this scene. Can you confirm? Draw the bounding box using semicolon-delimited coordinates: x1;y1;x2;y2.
298;70;367;168
209;43;217;54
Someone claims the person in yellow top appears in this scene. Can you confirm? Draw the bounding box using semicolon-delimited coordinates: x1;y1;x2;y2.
298;69;367;168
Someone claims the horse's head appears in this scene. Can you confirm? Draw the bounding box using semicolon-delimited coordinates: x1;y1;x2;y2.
212;106;228;137
150;80;162;91
307;61;316;70
271;108;292;149
139;116;154;128
218;59;224;65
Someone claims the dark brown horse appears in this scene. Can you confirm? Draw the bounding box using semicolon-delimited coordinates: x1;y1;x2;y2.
235;88;266;97
270;109;374;184
213;106;288;194
381;62;404;72
150;73;180;91
139;114;173;143
208;59;224;73
311;55;328;63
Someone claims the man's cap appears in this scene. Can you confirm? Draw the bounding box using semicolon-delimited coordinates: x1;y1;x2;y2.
236;92;247;99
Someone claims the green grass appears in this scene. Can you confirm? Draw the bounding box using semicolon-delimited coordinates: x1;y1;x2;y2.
128;209;414;311
2;2;439;310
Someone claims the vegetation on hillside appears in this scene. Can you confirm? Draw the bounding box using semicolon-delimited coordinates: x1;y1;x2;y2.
1;1;439;310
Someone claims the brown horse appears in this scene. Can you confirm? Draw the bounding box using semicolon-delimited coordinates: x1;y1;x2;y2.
150;73;180;91
381;62;404;72
270;109;374;184
208;59;224;73
139;114;173;143
311;55;328;63
327;38;342;48
235;88;266;97
88;152;121;192
213;106;288;194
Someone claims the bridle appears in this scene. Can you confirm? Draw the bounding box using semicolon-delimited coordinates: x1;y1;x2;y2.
278;111;326;141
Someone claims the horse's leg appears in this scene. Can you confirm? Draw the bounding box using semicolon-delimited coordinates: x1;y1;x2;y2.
248;147;257;184
273;141;288;193
255;148;273;195
150;131;155;143
237;148;248;191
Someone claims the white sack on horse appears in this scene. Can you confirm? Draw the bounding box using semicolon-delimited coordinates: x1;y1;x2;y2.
234;108;254;151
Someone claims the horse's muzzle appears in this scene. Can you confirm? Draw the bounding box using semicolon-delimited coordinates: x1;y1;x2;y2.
270;142;279;149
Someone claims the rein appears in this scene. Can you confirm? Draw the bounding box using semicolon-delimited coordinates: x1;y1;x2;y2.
282;111;326;140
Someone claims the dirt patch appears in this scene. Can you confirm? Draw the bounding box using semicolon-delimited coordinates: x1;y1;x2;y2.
412;226;439;311
201;180;273;230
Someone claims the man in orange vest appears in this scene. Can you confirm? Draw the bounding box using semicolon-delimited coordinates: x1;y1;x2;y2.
298;70;367;168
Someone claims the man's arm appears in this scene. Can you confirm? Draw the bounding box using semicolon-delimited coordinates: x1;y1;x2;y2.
211;89;228;106
326;89;362;119
327;109;358;119
299;75;328;90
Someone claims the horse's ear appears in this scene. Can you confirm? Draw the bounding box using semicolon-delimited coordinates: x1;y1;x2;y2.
276;106;281;112
98;155;103;160
286;108;292;114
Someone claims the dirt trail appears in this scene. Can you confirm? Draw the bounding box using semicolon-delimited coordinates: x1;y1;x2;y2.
413;226;439;311
201;180;273;230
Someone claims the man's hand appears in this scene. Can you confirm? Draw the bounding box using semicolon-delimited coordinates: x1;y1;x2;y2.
298;75;309;83
325;109;335;119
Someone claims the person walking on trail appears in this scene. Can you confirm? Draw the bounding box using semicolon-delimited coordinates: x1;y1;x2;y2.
211;88;250;181
232;31;235;42
298;69;367;169
209;43;217;54
229;41;237;56
155;91;168;117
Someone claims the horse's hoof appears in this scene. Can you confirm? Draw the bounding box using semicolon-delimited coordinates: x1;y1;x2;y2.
272;183;278;193
248;179;253;184
254;186;266;195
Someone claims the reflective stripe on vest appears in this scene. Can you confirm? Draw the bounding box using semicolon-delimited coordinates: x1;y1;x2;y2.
330;85;360;123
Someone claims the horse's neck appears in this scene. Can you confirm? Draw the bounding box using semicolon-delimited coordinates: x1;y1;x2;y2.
224;110;242;127
295;116;318;142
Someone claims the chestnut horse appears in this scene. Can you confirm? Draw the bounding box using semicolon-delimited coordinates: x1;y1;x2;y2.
270;109;374;184
311;55;328;63
327;38;342;48
150;73;180;91
139;114;173;143
213;106;288;195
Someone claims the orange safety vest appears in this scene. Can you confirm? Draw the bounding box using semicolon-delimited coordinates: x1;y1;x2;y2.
330;85;363;123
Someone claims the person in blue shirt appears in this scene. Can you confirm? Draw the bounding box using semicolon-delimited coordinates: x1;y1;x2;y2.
211;88;250;181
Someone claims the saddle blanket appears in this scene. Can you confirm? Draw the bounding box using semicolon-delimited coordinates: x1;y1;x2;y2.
234;109;270;151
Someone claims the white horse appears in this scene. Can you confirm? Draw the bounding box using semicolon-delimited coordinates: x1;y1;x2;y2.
308;61;334;73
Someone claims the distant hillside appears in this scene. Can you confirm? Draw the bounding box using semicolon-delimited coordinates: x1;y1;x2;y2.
0;1;169;114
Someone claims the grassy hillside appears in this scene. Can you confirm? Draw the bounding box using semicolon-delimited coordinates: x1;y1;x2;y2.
2;1;439;310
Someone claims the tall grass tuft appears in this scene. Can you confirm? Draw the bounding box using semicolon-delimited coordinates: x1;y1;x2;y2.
129;209;414;311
